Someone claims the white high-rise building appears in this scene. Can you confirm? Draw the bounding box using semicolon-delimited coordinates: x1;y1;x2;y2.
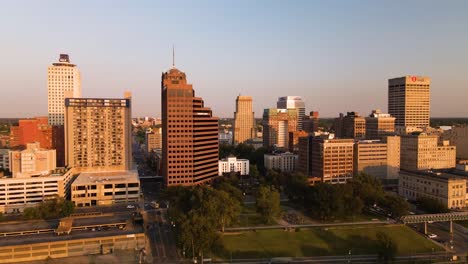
47;54;81;126
277;96;306;131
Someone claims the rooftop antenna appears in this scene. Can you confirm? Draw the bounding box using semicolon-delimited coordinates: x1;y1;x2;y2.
172;45;175;68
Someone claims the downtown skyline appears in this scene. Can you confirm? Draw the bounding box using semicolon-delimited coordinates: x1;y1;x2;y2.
1;0;468;118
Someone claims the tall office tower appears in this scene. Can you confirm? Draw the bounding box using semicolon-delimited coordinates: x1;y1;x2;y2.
277;96;305;131
334;112;366;139
233;95;255;144
162;66;219;187
400;134;456;171
48;54;81;126
365;109;395;140
388;76;430;128
64;92;132;172
262;108;297;149
303;111;319;133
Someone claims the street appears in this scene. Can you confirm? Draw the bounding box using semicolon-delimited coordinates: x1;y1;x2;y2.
143;208;179;263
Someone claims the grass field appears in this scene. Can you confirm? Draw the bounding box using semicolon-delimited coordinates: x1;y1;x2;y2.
217;225;441;259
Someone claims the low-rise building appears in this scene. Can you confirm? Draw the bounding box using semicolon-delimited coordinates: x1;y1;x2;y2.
8;142;56;178
218;156;249;176
354;140;388;178
264;152;298;172
353;137;401;180
401;134;456;171
0;168;75;214
365;109;395;139
398;170;467;209
71;171;140;207
442;125;468;159
146;127;162;152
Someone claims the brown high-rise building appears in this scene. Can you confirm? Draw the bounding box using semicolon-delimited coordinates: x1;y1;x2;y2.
310;137;354;184
388;76;430;128
298;135;354;185
365;109;395;140
162;66;219;187
64;93;132;172
334;112;366;139
233;95;255;144
262;108;297;149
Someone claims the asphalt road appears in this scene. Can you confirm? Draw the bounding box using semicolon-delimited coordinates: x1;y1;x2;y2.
425;221;468;254
144;208;179;263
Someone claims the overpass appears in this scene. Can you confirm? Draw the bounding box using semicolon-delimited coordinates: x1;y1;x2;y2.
401;211;468;234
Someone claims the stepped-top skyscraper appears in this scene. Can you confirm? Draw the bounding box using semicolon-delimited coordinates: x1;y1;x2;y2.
47;54;81;126
161;64;219;187
233;95;255;144
388;76;430;128
277;96;305;131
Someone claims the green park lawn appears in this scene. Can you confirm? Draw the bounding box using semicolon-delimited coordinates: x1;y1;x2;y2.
217;225;441;259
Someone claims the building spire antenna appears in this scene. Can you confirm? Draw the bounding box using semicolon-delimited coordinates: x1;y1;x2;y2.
172;45;175;68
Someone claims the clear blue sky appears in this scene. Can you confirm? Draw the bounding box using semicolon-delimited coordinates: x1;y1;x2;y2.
1;0;467;118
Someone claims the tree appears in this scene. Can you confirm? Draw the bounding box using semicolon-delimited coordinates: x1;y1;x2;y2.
381;193;409;218
219;144;235;159
416;196;449;214
214;190;241;232
352;173;385;206
265;169;283;189
284;172;309;204
256;186;281;224
376;231;397;263
249;164;260;183
164;185;241;260
23;207;39;220
213;180;243;203
135;129;146;145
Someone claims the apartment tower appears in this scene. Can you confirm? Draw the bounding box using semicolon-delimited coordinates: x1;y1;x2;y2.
162;66;219;187
388;76;430;128
64;92;132;172
48;54;81;126
233;95;255;144
277;96;305;131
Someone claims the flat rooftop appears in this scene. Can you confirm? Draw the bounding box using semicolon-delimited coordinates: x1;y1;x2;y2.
73;170;139;185
400;170;467;181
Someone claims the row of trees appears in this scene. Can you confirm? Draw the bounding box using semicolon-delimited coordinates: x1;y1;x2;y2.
23;196;75;220
284;172;409;220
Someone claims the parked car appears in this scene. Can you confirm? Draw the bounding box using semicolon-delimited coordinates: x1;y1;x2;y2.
126;204;135;209
428;233;437;239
